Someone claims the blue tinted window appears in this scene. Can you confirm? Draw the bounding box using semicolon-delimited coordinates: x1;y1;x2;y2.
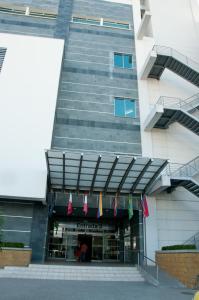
115;98;125;117
117;23;130;29
115;98;136;118
114;53;133;69
73;17;100;25
72;16;130;30
124;55;133;68
103;21;129;29
85;18;100;25
125;100;136;118
114;53;123;68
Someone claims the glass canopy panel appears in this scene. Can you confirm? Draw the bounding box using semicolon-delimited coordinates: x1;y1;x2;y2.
51;178;62;184
96;170;110;176
46;151;168;194
50;165;62;172
49;158;62;165
51;173;63;179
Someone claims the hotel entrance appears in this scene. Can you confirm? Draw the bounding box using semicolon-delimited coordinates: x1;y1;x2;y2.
45;150;168;264
48;221;120;262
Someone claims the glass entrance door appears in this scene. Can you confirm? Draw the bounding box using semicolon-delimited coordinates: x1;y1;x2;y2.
65;234;78;261
92;235;103;260
103;234;119;260
48;221;119;262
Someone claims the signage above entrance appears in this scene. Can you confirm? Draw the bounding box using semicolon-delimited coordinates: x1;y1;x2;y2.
58;222;115;233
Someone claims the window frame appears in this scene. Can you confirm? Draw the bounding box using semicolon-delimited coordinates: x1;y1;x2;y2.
114;97;137;119
71;16;131;30
72;16;101;26
114;52;133;69
102;19;130;30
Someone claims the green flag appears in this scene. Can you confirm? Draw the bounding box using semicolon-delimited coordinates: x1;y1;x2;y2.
128;195;133;220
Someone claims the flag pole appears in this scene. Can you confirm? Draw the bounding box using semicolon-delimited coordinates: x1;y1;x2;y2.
141;194;147;258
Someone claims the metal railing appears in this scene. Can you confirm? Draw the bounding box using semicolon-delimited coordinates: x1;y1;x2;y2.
156;95;199;117
184;231;199;249
137;252;159;285
0;48;6;72
161;157;199;179
0;5;57;19
181;93;199;115
153;45;199;73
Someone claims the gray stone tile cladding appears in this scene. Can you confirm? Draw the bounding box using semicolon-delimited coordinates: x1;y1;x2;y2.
0;0;57;37
0;201;33;246
54;0;73;39
0;200;48;262
1;0;59;11
0;17;54;29
30;203;48;262
0;13;56;37
52;0;141;155
73;0;133;22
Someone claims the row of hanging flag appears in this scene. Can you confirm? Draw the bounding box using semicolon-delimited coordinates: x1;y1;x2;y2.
66;192;149;219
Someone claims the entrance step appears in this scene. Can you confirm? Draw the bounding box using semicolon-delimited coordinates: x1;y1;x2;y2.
0;265;145;282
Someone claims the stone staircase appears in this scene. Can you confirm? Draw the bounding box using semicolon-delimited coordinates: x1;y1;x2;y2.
0;264;144;282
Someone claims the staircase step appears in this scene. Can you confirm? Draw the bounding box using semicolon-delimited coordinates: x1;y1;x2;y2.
0;274;144;281
5;265;138;271
1;270;140;275
0;264;144;282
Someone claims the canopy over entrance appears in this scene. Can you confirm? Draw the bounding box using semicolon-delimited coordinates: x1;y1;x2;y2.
45;150;168;195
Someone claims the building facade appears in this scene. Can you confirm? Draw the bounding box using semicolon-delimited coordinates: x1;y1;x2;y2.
0;0;198;263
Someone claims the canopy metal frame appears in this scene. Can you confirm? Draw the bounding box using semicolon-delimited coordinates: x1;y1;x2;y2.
45;150;168;196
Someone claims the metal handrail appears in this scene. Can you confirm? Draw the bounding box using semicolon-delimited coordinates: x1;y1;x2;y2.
161;160;199;178
184;231;199;246
137;252;159;284
0;5;57;19
156;95;199;117
153;45;199;73
181;93;199;115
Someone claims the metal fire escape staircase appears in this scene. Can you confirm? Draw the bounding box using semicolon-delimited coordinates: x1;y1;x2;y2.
147;156;199;198
142;45;199;198
0;47;6;72
141;45;199;87
144;93;199;135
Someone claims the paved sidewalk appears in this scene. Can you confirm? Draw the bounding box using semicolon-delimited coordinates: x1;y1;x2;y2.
0;278;196;300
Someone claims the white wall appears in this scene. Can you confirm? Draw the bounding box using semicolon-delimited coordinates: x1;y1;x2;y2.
156;190;199;248
0;33;64;202
132;0;199;259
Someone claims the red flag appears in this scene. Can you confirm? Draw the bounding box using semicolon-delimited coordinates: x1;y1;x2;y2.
83;192;88;216
113;194;118;217
67;192;73;215
141;194;149;218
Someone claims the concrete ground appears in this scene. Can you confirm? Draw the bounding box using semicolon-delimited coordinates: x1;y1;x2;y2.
0;278;196;300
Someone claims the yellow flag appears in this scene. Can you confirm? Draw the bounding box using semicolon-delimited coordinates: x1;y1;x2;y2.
97;192;103;218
